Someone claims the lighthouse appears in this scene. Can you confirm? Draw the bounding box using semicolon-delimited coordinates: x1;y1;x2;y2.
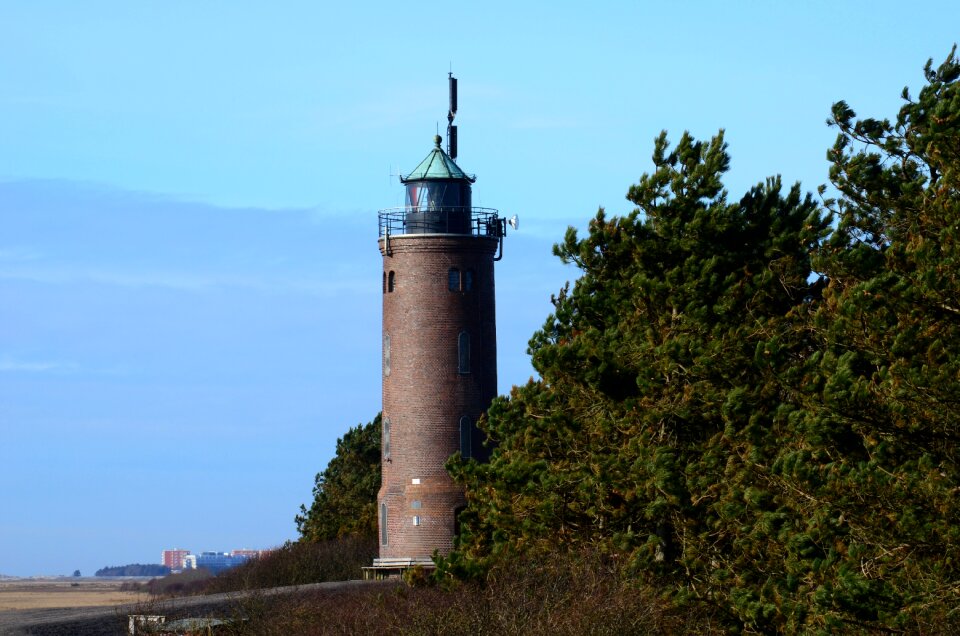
370;76;511;575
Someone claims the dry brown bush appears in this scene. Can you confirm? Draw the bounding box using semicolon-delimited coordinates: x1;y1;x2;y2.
218;550;725;635
203;536;377;595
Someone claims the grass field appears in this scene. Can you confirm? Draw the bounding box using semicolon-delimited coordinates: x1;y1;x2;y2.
0;578;147;611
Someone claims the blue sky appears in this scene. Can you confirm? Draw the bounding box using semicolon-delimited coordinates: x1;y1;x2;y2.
1;1;957;576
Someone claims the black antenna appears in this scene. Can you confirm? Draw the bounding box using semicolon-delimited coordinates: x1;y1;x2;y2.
447;72;458;159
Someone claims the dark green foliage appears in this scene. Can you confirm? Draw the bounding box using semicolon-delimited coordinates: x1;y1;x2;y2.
445;129;828;631
795;45;960;628
296;414;381;542
443;46;960;633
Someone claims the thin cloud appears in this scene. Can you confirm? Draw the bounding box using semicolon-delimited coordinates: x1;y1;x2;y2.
0;355;79;373
0;265;372;297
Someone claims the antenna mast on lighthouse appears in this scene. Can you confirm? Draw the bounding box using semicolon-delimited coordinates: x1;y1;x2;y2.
447;73;458;160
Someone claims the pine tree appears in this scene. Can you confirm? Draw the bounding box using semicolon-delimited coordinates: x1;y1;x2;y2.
296;414;382;541
446;131;828;631
443;46;960;634
782;46;960;629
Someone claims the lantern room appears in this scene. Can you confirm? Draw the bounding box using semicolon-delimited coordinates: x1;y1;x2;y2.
398;134;476;234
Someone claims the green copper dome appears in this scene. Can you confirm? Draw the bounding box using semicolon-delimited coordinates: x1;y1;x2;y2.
400;135;476;183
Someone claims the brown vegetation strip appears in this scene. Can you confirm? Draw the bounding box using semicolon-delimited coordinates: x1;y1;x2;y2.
0;579;385;635
0;580;146;612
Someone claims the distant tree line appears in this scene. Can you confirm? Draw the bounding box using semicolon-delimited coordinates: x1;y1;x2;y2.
300;47;960;633
95;563;170;577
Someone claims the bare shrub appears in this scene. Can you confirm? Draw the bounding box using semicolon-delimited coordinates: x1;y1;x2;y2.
210;549;724;635
131;537;376;601
138;568;214;598
204;536;377;594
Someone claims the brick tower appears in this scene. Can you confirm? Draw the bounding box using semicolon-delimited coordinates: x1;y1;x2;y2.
371;77;511;574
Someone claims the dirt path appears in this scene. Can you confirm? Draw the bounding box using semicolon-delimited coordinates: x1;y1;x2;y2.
0;579;383;635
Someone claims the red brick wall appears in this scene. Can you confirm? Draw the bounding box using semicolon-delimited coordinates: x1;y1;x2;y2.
161;549;190;570
378;234;499;559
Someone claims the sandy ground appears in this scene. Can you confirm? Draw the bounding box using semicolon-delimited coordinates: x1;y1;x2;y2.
0;578;147;611
0;579;383;635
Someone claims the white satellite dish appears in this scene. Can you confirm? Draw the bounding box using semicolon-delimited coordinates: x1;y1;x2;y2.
508;214;519;231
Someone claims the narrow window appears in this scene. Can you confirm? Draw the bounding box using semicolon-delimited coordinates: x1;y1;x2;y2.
412;515;421;527
383;417;391;459
411;500;422;509
448;267;460;291
382;272;386;294
458;331;470;374
380;503;388;545
388;271;395;293
383;333;391;377
464;269;474;291
459;416;472;458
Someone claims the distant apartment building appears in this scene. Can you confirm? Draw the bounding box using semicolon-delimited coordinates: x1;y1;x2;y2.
192;551;251;574
230;549;261;559
161;549;190;571
172;548;271;574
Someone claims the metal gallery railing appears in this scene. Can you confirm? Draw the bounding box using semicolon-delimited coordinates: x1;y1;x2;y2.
377;206;501;238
